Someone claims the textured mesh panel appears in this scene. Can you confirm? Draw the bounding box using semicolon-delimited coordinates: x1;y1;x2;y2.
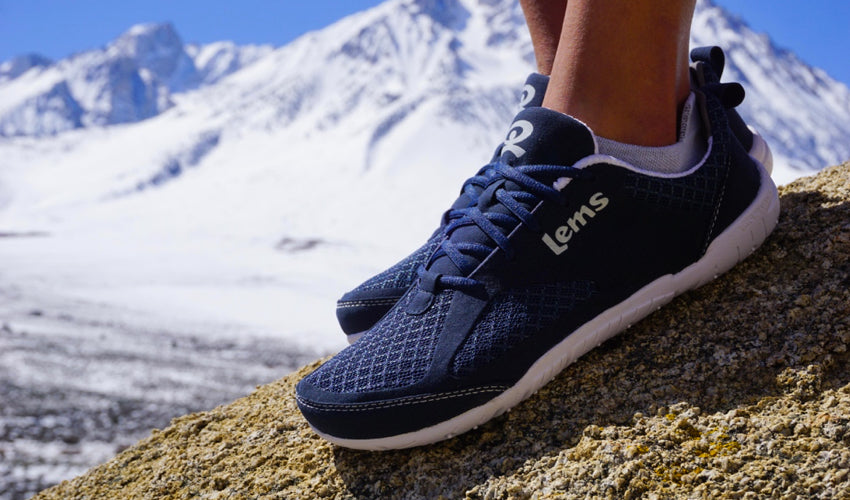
353;236;441;293
623;162;722;212
308;291;452;393
623;96;730;214
451;281;597;379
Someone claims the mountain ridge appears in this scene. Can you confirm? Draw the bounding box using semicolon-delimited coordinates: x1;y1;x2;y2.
0;22;271;136
1;0;848;178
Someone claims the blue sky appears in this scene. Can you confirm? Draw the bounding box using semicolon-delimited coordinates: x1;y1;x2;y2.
1;0;848;87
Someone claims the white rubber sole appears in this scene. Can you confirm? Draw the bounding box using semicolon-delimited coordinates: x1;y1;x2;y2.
317;163;780;451
748;126;774;176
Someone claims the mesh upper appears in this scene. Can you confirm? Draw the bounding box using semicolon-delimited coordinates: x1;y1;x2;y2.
451;281;597;379
308;291;452;393
623;161;722;212
351;236;442;293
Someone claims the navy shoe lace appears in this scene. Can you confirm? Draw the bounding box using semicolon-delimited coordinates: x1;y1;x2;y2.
441;162;502;226
420;162;588;295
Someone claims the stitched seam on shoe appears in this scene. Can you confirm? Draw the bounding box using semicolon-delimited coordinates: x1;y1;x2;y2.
703;143;730;254
296;386;508;412
337;298;400;308
702;95;733;255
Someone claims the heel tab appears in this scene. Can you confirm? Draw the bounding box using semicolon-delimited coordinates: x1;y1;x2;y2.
690;46;726;78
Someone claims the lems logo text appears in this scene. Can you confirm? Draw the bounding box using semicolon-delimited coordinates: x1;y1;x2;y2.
542;192;609;255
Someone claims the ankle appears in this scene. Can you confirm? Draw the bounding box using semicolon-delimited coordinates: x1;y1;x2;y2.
595;93;706;174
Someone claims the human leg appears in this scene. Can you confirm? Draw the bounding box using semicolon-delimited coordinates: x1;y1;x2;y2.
518;0;567;75
543;0;696;147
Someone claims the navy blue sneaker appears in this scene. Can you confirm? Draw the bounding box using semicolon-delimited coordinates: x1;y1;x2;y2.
298;60;780;449
336;73;550;341
336;47;773;342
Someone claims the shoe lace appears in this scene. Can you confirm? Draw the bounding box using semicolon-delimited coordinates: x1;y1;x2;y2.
441;161;501;226
419;161;588;295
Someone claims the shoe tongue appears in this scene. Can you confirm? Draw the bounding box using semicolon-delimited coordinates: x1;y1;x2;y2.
498;107;597;167
518;73;549;109
447;74;552;212
426;108;597;281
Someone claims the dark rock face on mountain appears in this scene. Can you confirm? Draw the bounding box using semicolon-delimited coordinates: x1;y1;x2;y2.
35;163;850;498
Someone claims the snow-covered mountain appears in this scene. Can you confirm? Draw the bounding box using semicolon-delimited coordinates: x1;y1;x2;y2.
1;0;847;178
1;0;849;347
0;23;271;136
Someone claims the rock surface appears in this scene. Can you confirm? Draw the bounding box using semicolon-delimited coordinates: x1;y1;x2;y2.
35;164;850;499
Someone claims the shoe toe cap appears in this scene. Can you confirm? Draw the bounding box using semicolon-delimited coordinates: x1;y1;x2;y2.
295;374;505;444
335;287;408;335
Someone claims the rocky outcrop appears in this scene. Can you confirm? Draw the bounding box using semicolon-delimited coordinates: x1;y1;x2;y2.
35;164;850;499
